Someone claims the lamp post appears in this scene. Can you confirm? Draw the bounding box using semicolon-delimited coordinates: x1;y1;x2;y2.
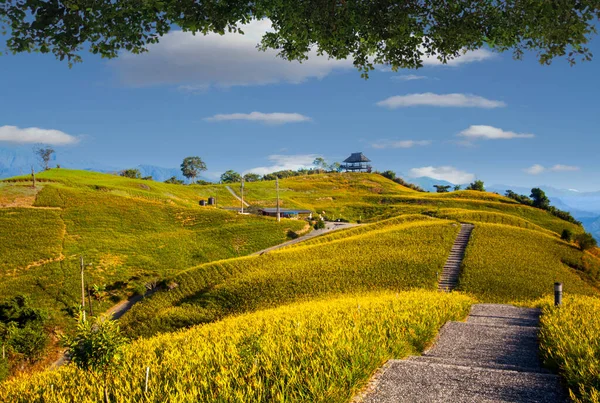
276;177;281;222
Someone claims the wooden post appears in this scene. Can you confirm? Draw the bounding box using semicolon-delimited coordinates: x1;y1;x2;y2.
31;166;36;189
554;282;563;306
276;177;281;222
80;256;86;321
87;284;94;317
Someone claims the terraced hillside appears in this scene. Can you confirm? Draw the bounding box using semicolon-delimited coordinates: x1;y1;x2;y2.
1;169;599;399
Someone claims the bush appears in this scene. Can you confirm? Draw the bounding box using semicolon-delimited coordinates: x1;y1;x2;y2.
0;356;8;381
575;232;597;251
465;180;485;191
561;229;574;242
119;169;141;179
314;219;326;230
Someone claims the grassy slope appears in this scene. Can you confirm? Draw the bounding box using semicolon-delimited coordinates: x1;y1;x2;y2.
0;291;474;403
121;216;459;337
0;170;305;328
458;223;600;302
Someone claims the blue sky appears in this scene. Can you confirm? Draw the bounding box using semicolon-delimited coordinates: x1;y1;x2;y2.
1;19;599;190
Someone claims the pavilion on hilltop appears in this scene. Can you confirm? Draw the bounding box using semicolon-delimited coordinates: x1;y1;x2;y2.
340;152;372;172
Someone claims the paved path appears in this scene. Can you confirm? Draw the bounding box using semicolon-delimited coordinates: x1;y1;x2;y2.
253;222;358;255
360;304;567;403
225;185;249;207
439;223;474;292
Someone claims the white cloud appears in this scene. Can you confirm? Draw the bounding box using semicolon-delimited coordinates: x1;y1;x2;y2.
409;166;475;184
205;112;311;125
459;125;535;140
391;74;427;81
371;140;432;149
0;125;79;145
245;154;320;175
524;164;546;175
524;164;580;175
376;93;505;109
113;19;495;88
112;20;352;88
551;164;580;172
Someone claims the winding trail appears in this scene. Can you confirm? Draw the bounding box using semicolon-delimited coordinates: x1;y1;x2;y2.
252;222;358;255
359;304;566;403
225;185;249;207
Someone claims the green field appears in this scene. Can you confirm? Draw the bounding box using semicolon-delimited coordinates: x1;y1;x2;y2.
1;168;599;397
0;291;474;403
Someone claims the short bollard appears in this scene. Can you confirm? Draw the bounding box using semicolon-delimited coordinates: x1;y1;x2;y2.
554;282;563;306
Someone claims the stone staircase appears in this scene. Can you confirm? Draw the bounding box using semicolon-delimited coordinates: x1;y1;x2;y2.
359;304;567;403
439;223;474;292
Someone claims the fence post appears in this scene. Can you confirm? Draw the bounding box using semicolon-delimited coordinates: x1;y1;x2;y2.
554;282;563;306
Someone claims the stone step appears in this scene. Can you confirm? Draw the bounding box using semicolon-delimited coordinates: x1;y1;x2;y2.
361;360;567;403
424;322;544;372
466;304;540;327
408;355;552;374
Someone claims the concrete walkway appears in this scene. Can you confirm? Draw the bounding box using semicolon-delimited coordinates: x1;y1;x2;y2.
225;185;249;207
252;222;358;255
359;304;567;403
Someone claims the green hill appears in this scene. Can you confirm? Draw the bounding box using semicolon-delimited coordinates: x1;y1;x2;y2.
0;168;598;387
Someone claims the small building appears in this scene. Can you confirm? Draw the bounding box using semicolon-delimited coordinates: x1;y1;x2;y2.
341;152;372;172
258;208;312;219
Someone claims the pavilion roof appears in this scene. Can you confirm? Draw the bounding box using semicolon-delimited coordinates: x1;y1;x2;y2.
343;152;371;163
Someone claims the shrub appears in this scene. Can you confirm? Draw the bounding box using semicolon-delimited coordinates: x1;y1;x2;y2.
465;180;485;191
575;232;597;251
314;219;326;230
119;169;141;179
0;356;8;382
561;229;574;242
164;176;184;185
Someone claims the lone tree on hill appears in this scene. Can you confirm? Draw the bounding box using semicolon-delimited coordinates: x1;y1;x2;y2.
313;157;328;173
329;162;342;173
243;173;261;182
1;2;598;73
119;169;141;179
466;180;485;192
434;185;451;193
180;157;207;184
34;146;55;171
220;170;242;183
530;188;550;209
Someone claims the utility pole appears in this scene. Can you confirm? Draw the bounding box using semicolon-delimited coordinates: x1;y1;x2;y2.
80;256;86;321
276;177;281;222
240;178;245;214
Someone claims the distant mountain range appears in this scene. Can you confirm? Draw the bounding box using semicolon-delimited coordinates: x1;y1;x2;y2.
0;147;190;182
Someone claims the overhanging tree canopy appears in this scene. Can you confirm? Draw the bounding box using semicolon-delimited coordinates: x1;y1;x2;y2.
1;1;598;73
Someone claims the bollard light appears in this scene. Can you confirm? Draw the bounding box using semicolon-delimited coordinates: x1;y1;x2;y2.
554;282;563;306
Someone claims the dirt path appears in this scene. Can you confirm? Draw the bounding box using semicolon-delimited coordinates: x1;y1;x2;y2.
225;185;249;207
253;222;359;255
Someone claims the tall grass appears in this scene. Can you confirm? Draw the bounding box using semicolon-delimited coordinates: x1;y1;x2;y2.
458;223;600;302
0;291;474;403
539;295;600;402
121;218;459;337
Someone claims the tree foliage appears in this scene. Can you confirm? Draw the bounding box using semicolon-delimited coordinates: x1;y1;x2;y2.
119;169;141;179
164;176;184;185
530;188;550;209
434;185;451;193
220;170;242;183
575;232;597;251
1;1;598;73
243;173;261;182
180;156;207;184
466;180;485;192
34;146;55;171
